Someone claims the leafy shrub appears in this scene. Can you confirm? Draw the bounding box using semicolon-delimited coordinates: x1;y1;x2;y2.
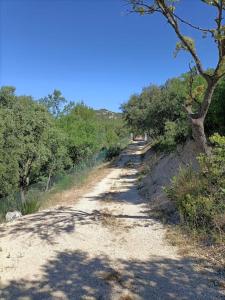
158;120;190;152
166;134;225;238
105;146;122;161
158;121;178;151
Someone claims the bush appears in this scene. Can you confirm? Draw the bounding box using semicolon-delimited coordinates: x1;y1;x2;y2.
21;199;40;215
158;121;178;151
105;146;122;161
166;134;225;238
157;120;190;152
21;194;41;215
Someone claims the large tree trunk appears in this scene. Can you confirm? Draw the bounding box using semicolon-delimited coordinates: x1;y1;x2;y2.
45;169;53;192
19;174;29;204
189;81;217;155
20;186;26;204
191;117;210;155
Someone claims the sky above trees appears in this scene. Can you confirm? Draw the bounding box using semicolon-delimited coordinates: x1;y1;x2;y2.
0;0;218;111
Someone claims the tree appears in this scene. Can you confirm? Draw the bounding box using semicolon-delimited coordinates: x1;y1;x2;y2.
58;103;102;163
205;78;225;135
121;78;189;139
41;126;71;191
39;89;66;117
0;86;16;108
13;96;53;202
129;0;225;153
0;107;19;198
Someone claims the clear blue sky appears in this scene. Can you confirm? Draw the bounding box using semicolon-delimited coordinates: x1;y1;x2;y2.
0;0;218;111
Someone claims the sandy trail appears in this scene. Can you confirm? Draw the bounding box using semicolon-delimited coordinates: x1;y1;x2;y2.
0;142;223;300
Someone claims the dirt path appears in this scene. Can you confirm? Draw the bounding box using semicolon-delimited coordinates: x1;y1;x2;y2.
0;143;223;300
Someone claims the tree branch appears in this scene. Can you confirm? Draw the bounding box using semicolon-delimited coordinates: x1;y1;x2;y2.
156;0;211;81
213;1;225;77
172;12;213;35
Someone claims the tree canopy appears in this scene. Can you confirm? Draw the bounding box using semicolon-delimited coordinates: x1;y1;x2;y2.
0;87;129;206
128;0;225;153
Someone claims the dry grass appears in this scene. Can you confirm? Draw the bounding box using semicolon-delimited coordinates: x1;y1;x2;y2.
41;163;112;209
102;270;122;283
118;294;135;300
98;208;124;231
165;226;197;256
146;195;225;273
165;225;225;284
141;193;225;291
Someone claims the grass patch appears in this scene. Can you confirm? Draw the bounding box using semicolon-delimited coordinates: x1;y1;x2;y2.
21;194;41;215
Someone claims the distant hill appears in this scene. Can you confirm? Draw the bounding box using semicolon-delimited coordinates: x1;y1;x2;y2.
94;109;122;119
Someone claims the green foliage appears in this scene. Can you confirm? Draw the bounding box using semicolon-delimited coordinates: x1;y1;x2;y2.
105;146;122;161
49;150;109;194
0;108;19;197
158;121;180;151
0;86;129;219
59;102;128;163
0;86;16;108
59;103;101;162
174;36;196;57
206;78;225;135
40;126;71;191
121;75;190;148
13;97;54;190
166;134;225;237
39;89;66;117
21;195;41;215
122;70;225;151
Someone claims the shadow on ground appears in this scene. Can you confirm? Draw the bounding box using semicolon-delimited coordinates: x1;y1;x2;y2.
0;206;158;243
0;142;224;299
0;142;147;243
0;249;223;300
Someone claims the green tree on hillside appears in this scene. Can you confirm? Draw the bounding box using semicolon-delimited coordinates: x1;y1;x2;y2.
0;108;19;198
0;86;16;108
13;97;55;202
121;76;189;140
0;86;129;210
41;126;71;192
39;89;66;117
129;0;225;153
59;103;102;163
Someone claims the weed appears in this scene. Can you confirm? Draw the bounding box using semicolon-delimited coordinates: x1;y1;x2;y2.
21;197;41;215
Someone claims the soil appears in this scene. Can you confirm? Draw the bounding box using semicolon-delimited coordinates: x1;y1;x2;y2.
0;142;224;300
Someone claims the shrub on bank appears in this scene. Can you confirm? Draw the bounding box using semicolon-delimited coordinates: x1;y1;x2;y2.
166;134;225;240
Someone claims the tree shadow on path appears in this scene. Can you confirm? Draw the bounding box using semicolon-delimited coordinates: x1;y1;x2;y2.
0;249;224;300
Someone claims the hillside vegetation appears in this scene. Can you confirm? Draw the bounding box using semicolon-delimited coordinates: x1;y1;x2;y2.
123;0;225;249
0;87;129;220
122;71;225;245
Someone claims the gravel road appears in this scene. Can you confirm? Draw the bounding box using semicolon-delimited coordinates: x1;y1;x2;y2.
0;142;223;300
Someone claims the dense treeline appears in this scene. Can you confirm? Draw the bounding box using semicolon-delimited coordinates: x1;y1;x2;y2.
122;71;225;241
0;86;129;214
122;71;225;150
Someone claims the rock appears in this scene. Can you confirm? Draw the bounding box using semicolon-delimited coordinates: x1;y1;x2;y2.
5;211;22;222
